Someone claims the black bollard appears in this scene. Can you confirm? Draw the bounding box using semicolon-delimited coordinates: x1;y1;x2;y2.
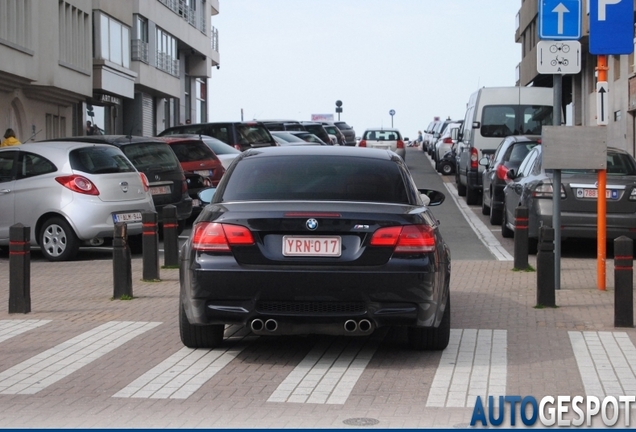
142;211;160;281
514;206;529;270
162;205;179;268
9;224;30;314
536;226;555;307
614;236;633;328
113;222;133;299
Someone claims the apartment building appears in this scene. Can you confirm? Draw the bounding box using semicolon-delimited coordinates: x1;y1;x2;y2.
0;0;220;142
516;0;636;155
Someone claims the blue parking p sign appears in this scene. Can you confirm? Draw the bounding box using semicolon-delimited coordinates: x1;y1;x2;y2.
539;0;581;40
590;0;635;55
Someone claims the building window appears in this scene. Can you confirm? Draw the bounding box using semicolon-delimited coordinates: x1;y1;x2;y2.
132;15;149;63
96;13;130;68
0;0;31;51
614;55;621;81
59;2;90;73
45;114;66;139
184;76;191;122
615;110;622;121
156;27;179;76
196;79;206;123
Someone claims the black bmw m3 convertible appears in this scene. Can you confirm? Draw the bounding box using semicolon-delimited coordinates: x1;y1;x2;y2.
179;146;451;350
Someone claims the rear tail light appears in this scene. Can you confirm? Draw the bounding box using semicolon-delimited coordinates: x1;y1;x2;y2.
55;175;99;196
496;164;509;181
397;140;405;149
532;183;566;198
139;172;149;192
233;144;242;150
358;140;367;147
370;225;436;253
181;174;188;194
470;148;479;169
443;137;453;144
192;222;254;252
630;189;636;201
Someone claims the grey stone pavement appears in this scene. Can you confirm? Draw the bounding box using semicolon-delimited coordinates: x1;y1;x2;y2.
0;250;634;428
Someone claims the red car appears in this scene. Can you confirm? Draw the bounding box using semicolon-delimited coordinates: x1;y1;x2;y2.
160;136;226;209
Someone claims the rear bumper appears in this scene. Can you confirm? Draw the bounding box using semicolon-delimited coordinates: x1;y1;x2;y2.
181;255;448;332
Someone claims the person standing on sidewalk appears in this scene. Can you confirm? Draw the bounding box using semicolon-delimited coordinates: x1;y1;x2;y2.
1;128;21;147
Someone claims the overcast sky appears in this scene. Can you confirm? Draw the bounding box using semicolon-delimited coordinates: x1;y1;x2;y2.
208;1;521;138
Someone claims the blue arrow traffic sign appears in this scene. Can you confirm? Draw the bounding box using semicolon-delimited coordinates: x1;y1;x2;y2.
589;0;635;55
539;0;582;40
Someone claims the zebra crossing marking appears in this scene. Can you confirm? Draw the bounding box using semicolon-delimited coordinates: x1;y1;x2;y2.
0;321;161;395
0;320;51;344
268;334;382;404
113;325;255;399
569;331;636;398
426;329;507;407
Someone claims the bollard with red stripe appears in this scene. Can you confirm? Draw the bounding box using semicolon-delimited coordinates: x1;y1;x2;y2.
614;236;633;328
9;224;30;314
513;206;529;270
162;205;179;268
142;211;160;281
113;222;133;299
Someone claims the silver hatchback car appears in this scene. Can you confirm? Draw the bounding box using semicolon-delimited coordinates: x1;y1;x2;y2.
357;128;406;161
0;141;155;261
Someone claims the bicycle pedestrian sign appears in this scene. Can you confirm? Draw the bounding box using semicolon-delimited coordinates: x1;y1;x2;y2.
536;40;581;74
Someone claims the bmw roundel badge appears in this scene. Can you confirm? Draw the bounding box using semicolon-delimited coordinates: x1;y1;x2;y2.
306;218;318;231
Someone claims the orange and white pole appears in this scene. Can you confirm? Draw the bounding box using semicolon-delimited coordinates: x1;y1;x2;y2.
597;55;608;291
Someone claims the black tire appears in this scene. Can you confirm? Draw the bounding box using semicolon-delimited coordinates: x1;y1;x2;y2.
408;294;451;351
466;186;480;205
39;217;80;261
501;208;514;238
489;201;503;225
128;234;143;255
456;174;467;196
177;219;187;235
179;302;224;348
481;191;489;215
440;162;454;176
528;237;538;255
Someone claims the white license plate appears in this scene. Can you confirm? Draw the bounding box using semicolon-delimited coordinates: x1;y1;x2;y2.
195;170;212;177
192;199;201;207
150;185;171;195
580;189;617;199
113;212;142;223
283;236;341;257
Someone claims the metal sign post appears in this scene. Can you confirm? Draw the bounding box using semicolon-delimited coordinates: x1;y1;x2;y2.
389;109;395;128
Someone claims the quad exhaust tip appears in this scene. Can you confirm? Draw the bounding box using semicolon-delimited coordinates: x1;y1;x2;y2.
265;319;278;332
344;320;357;332
250;319;264;332
358;319;372;333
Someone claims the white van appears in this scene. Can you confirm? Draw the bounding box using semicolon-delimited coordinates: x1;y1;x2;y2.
455;86;553;205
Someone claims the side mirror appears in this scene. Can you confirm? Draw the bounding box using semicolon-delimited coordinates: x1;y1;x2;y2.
197;187;217;205
404;137;409;141
451;128;459;140
479;156;490;167
418;189;445;206
472;121;481;129
506;169;516;180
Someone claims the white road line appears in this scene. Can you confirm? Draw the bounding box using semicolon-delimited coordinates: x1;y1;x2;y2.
443;182;513;261
113;325;254;399
0;320;51;343
569;331;636;398
427;329;507;407
0;321;161;395
268;335;382;404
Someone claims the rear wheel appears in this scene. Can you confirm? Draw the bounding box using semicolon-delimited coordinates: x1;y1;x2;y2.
179;302;224;348
481;191;490;215
466;186;480;205
408;294;451;351
456;172;467;196
489;198;503;225
501;208;514;238
39;217;80;261
440;162;454;176
528;237;538;255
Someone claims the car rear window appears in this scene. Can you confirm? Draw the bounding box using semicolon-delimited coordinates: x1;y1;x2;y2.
170;141;219;162
221;155;409;203
120;143;181;171
335;122;351;130
235;125;273;145
70;146;136;174
364;131;401;141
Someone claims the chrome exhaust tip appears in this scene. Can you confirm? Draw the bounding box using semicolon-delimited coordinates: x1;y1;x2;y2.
265;319;278;332
344;320;357;332
358;319;372;333
250;319;264;332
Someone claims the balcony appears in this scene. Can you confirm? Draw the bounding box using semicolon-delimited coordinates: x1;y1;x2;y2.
211;26;219;52
156;52;179;77
157;0;205;33
132;39;149;64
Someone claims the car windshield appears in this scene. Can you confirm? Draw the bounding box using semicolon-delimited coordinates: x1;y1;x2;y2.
120;143;181;171
70;146;136;174
284;124;305;131
296;133;323;144
221;155;409;203
272;132;306;143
